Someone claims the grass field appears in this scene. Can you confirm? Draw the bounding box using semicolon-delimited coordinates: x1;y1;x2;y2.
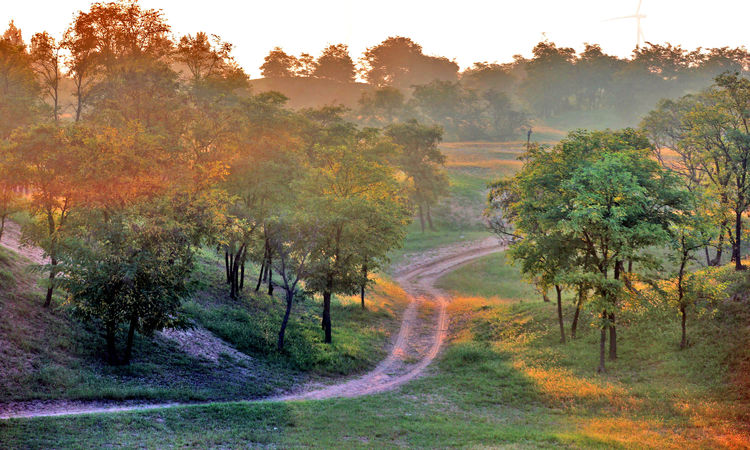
5;248;749;448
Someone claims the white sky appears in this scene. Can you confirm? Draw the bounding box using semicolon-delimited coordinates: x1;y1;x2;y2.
3;0;749;77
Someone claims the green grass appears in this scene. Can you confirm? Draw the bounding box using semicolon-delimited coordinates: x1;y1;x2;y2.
6;250;748;448
437;251;537;300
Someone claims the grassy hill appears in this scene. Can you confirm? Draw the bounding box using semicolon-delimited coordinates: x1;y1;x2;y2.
0;242;408;404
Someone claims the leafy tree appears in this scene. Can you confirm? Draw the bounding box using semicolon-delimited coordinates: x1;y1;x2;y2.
7;124;82;307
489;129;690;372
295;52;317;77
29;32;62;124
62;0;174;122
61;210;193;365
303;115;410;343
520;41;577;118
0;22;39;138
460;61;517;94
386;120;447;232
0;151;24;242
313;44;355;83
643;73;750;270
260;47;298;78
361;37;458;89
357;86;408;127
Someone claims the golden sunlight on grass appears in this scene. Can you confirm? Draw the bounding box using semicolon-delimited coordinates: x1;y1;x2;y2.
511;360;640;410
337;275;410;318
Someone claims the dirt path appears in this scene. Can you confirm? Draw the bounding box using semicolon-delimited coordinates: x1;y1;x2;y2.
0;236;504;419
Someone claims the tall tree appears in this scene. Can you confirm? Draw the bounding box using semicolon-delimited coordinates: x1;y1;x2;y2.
61;209;194;365
0;22;39;138
386;120;448;232
304;114;410;343
489;129;690;372
29;32;62;124
361;37;458;89
313;44;355;83
7;124;82;306
260;47;298;78
644;73;750;270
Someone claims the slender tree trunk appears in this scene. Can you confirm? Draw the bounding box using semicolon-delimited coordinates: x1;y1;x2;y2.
735;208;744;270
609;261;620;360
426;204;435;231
360;264;368;310
240;261;245;291
278;290;294;350
571;289;583;339
230;245;245;299
704;246;711;265
225;251;230;283
418;204;425;233
598;310;607;373
608;313;617;360
44;256;57;308
267;254;274;296
710;227;726;266
322;290;332;343
123;314;137;365
555;285;566;344
106;323;118;366
680;304;687;350
678;255;687;349
255;260;265;292
0;215;5;242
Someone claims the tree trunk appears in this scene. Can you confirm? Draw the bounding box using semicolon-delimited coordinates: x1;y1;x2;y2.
278;290;294;350
267;254;274;296
426;204;435;231
360;264;368;310
678;255;687;349
255;260;265;292
225;251;231;284
322;290;332;344
44;257;57;308
230;245;245;299
680;304;687;350
123;314;137;365
555;285;566;344
418;204;425;233
240;261;245;291
735;208;744;270
598;310;607;373
106;324;118;365
608;312;617;360
571;289;583;339
609;261;620;360
710;226;726;266
0;215;5;242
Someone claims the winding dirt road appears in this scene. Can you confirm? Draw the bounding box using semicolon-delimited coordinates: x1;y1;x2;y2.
0;236;503;419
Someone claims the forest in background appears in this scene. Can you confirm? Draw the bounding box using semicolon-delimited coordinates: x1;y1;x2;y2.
254;38;750;140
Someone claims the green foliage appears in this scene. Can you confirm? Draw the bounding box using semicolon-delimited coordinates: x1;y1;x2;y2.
60;210;194;365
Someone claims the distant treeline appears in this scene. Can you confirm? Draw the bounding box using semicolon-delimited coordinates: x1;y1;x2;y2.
259;39;750;139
